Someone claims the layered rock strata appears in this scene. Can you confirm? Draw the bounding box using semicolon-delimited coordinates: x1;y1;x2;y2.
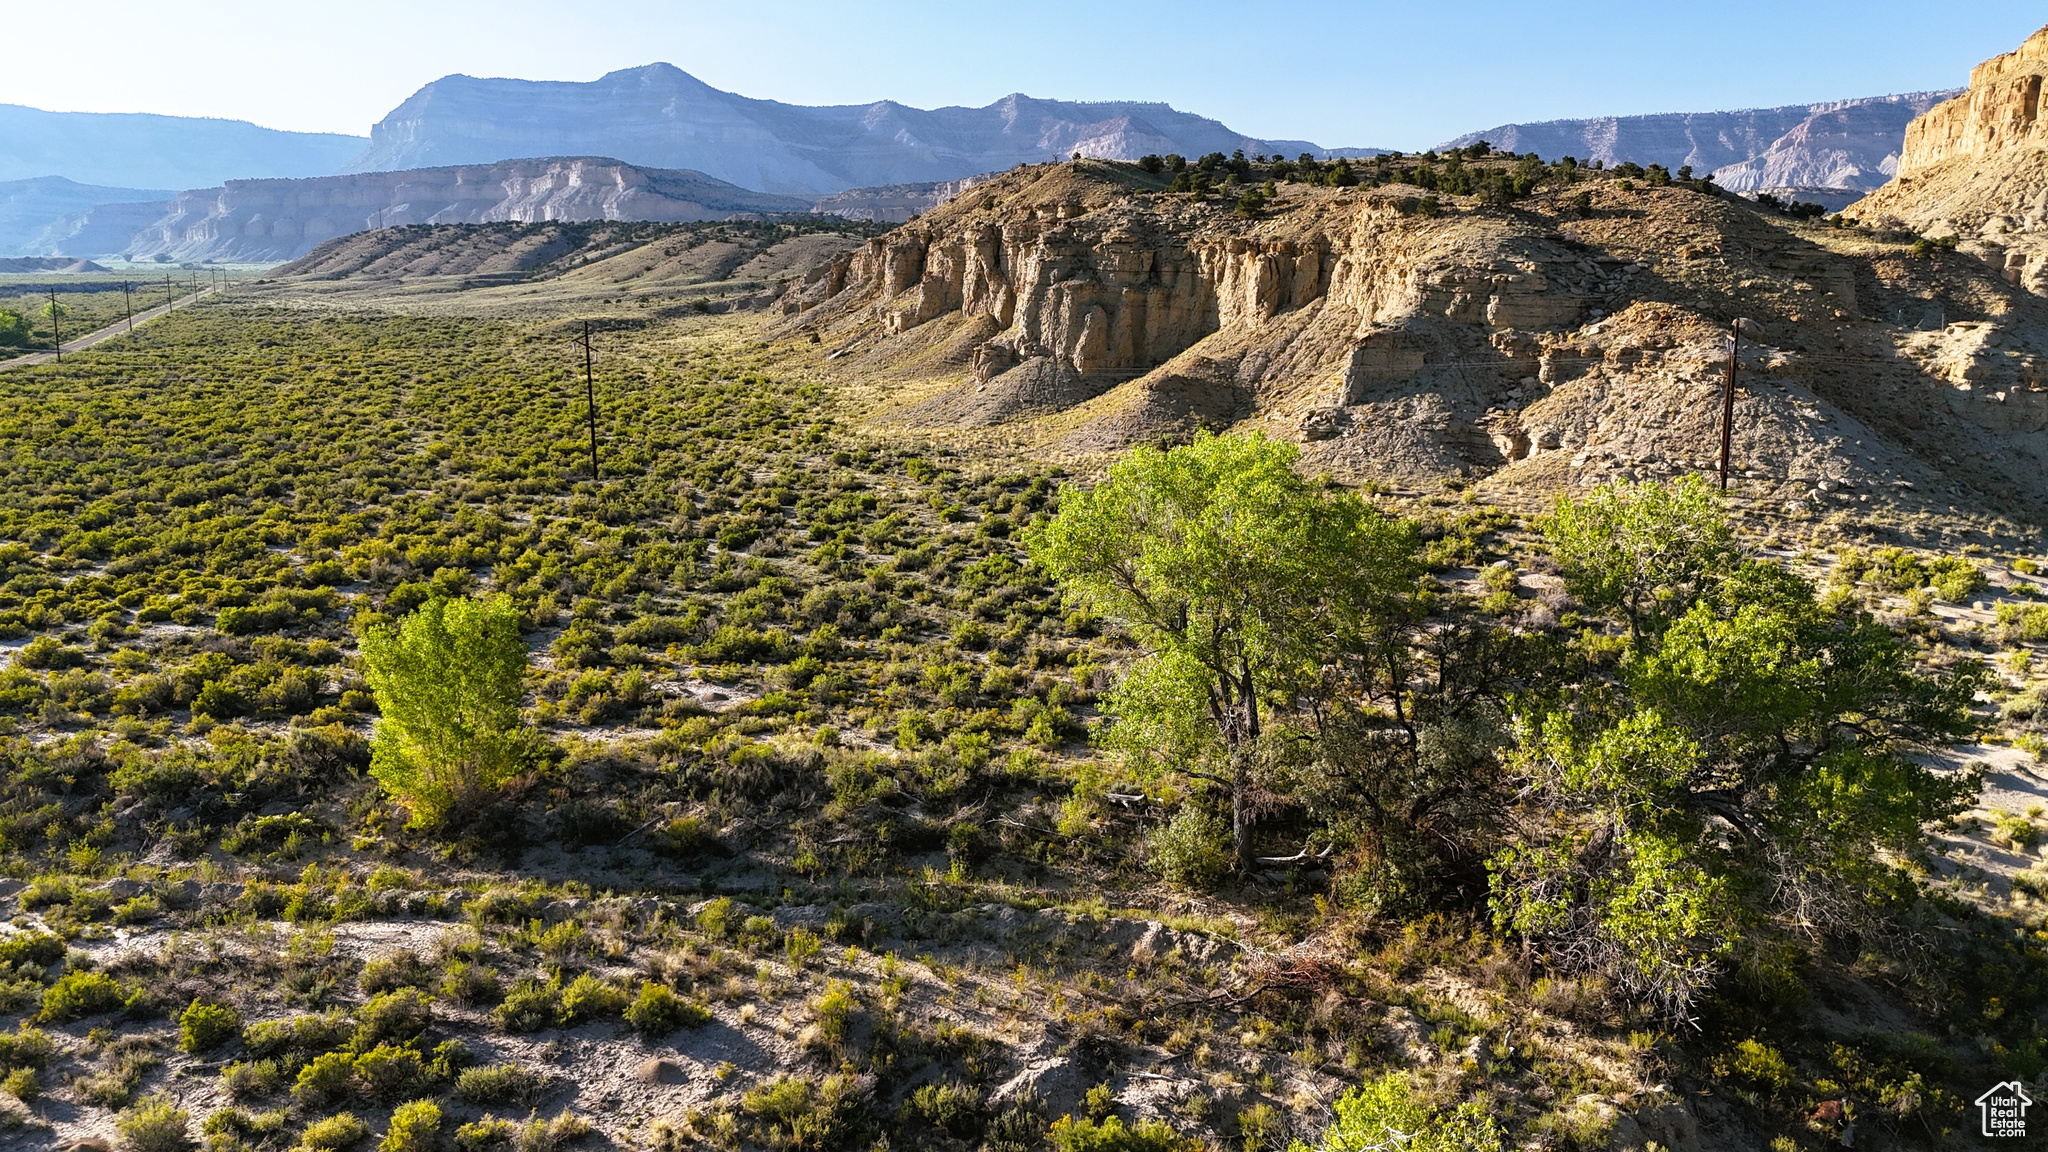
783;159;2048;518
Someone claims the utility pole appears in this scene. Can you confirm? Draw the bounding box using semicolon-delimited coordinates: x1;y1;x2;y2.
165;274;173;312
47;288;61;362
1719;318;1739;491
581;320;599;481
123;282;133;331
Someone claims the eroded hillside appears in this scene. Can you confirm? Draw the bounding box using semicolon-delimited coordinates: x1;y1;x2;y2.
259;218;884;318
780;157;2048;531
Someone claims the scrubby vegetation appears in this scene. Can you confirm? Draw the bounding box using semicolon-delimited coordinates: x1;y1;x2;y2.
1131;141;1726;212
0;295;2032;1151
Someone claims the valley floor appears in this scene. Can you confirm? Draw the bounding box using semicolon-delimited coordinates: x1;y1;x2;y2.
0;281;2037;1152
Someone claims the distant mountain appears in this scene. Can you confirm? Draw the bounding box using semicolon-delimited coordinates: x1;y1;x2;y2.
342;64;1344;196
1441;92;1960;197
103;157;807;263
0;177;173;256
0;105;364;190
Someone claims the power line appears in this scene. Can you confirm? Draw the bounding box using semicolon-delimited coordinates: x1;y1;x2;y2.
577;320;600;481
1720;319;1739;490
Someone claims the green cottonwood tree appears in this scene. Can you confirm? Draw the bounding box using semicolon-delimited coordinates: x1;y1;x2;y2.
1496;517;1982;1020
1025;432;1420;870
1543;474;1735;642
358;594;535;829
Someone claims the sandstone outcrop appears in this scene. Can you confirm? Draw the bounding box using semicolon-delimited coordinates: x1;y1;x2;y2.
1853;25;2048;251
784;158;2048;518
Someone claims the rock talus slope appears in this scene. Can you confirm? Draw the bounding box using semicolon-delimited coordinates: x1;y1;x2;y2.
782;160;2048;525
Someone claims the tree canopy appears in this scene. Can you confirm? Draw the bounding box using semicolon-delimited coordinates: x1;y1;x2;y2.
1025;432;1420;869
357;593;536;829
1492;496;1983;1020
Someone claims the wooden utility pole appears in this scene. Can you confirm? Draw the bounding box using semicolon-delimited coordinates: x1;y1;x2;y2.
123;282;133;331
1719;318;1739;490
164;274;173;312
581;320;599;481
47;288;61;362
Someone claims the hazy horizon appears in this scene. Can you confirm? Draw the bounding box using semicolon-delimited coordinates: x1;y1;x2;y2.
7;1;2043;151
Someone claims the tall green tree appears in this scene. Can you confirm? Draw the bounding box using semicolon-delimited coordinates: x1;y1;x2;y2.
1543;475;1735;642
1025;432;1420;870
1495;496;1982;1021
358;594;536;829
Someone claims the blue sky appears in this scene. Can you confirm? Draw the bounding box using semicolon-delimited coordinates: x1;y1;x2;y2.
8;1;2043;148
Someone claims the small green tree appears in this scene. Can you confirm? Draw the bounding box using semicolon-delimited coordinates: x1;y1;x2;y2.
1543;475;1735;641
1495;541;1983;1019
1025;432;1419;869
358;594;535;829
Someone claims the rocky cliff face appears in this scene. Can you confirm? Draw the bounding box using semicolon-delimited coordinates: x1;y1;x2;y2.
1850;25;2048;292
782;160;2048;519
1446;92;1957;197
1896;27;2048;177
110;158;807;263
0;176;172;257
342;64;1339;196
805;178;988;224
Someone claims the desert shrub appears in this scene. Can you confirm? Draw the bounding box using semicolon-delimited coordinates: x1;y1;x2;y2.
1047;1115;1201;1152
80;1036;164;1107
0;1025;54;1071
453;1111;589;1152
293;1050;358;1107
2016;867;2048;899
2;1066;35;1102
744;1075;862;1150
41;969;128;1022
0;932;64;968
243;1012;354;1062
1928;557;1986;603
901;1080;986;1139
380;1100;441;1152
1991;810;2042;851
1148;807;1229;889
116;1094;194;1152
557;973;629;1025
297;1113;370;1152
457;1062;547;1109
1289;1072;1501;1152
657;815;721;858
205;1107;290;1151
360;951;434;994
221;1058;289;1099
493;978;559;1033
1713;1037;1793;1093
2001;602;2048;642
695;897;735;937
439;960;503;1005
354;1043;429;1101
180;999;243;1053
624;981;711;1036
352;988;433;1050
